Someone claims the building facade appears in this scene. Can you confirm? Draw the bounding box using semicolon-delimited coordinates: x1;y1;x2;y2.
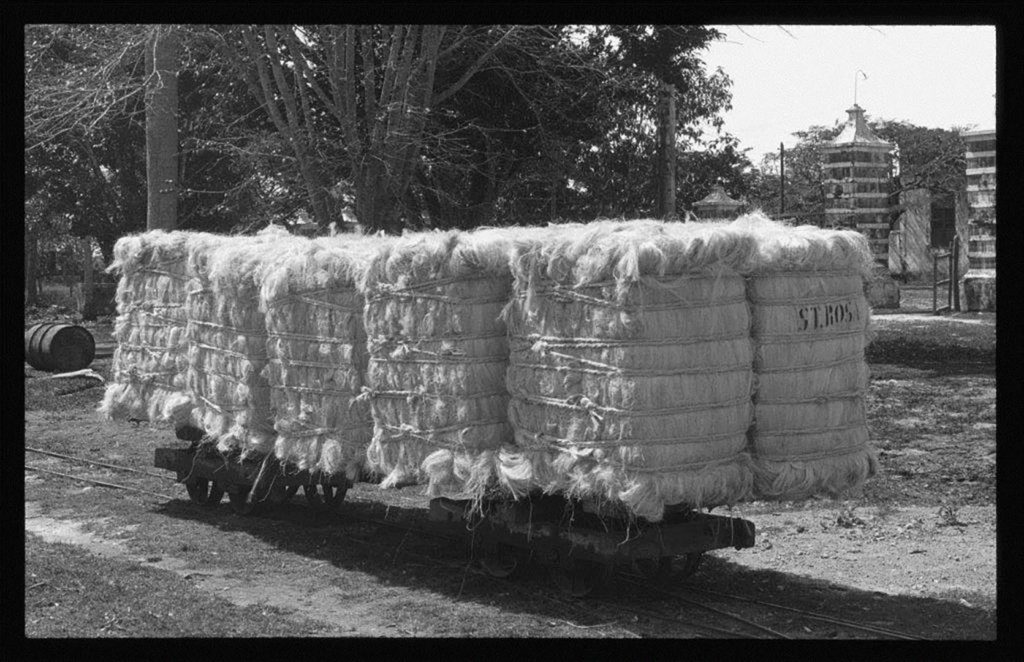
961;128;996;311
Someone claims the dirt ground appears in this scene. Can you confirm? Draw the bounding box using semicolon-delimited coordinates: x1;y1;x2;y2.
23;300;998;639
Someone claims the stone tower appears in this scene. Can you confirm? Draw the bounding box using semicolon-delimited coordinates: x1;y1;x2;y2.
822;104;899;308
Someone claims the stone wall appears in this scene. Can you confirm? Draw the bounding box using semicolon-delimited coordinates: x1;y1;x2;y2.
893;188;933;280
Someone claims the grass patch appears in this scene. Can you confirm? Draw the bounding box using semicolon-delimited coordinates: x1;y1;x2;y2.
25;374;107;412
866;316;995;367
862;372;996;508
25;533;332;637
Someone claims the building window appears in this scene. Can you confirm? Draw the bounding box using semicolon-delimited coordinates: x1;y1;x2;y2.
969;190;996;207
968;174;996;188
826;150;887;164
855;181;887;193
966;139;996;153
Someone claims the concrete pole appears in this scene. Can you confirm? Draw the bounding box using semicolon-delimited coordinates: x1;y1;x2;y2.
145;26;179;231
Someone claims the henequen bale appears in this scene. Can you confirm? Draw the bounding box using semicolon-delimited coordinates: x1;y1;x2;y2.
733;212;878;500
99;230;200;426
185;227;307;458
500;220;758;521
360;228;525;501
260;235;387;479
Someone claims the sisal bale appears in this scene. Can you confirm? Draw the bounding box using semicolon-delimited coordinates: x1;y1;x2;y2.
500;220;758;521
184;227;308;458
731;212;878;500
259;234;390;479
99;230;203;426
360;227;534;501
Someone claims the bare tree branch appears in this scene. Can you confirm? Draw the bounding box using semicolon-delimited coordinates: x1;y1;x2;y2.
734;26;764;43
25;25;151;152
433;26;517;106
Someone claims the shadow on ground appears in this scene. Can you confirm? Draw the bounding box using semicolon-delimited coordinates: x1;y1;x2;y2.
151;490;995;640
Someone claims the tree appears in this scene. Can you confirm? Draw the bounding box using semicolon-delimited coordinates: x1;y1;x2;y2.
676;134;757;211
25;23;738;253
873;120;969;280
25;129;146;263
745;118;968;227
568;25;732;220
25;24;151;153
217;25;532;233
217;24;733;231
26;24;284;262
746;124;843;225
25;24;151;268
415;25;612;227
590;26;723;219
873;120;966;197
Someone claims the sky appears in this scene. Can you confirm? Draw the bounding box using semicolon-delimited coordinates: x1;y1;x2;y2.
697;25;996;163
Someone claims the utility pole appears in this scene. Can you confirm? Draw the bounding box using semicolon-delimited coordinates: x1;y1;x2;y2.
780;142;786;215
657;81;677;220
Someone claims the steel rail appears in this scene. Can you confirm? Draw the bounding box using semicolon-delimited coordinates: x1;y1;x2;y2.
339;515;643;638
345;511;758;639
25;465;178;500
25;446;179;481
70;457;917;640
20;466;758;640
588;596;753;639
616;574;791;639
681;585;925;641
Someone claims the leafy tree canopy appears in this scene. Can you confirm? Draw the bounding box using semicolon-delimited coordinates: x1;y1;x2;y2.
26;24;736;247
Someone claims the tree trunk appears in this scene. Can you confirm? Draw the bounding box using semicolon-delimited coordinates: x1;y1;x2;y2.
146;26;179;231
656;81;677;220
954;188;971;311
25;231;39;306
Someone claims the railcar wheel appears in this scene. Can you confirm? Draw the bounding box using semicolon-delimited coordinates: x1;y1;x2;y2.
635;555;673;582
551;558;612;598
227;486;263;516
480;544;520;579
184;477;224;506
677;552;704;579
304;483;348;514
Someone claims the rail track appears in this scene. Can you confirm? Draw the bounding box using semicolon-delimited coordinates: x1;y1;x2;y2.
25;446;927;640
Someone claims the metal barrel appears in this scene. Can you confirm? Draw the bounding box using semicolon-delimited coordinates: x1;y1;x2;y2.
24;322;96;372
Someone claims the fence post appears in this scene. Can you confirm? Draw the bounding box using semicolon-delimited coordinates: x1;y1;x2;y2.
932;253;938;314
952;236;961;311
947;248;953;312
